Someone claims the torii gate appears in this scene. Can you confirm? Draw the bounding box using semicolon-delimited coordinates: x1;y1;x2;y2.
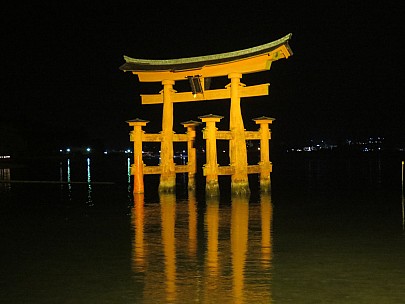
120;34;293;194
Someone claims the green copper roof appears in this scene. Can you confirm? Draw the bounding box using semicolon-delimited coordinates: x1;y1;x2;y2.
253;116;275;121
181;120;202;126
126;118;149;123
198;114;224;119
120;34;292;72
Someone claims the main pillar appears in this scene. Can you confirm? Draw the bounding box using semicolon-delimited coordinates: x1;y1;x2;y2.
228;73;250;195
159;80;176;193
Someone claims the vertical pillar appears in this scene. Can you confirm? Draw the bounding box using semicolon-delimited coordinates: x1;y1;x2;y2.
127;118;148;193
199;114;222;196
254;117;274;191
228;73;250;195
181;121;201;190
159;80;176;193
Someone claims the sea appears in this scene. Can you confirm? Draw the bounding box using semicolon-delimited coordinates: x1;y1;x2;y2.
1;152;404;303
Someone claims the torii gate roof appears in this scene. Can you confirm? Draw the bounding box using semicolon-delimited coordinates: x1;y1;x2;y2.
120;34;292;82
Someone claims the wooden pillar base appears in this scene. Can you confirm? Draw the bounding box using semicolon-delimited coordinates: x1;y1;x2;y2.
231;181;250;195
260;176;271;192
188;175;196;191
133;170;144;194
206;180;220;197
133;158;144;194
159;176;176;193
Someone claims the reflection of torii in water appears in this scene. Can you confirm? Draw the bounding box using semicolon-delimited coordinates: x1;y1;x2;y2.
121;34;293;194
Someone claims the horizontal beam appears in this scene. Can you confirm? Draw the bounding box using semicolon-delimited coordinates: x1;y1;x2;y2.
174;165;189;173
142;133;162;142
143;166;161;174
244;131;262;140
134;47;291;82
202;130;232;140
251;163;273;173
141;83;269;104
143;164;272;175
173;134;188;142
247;165;261;174
218;166;234;176
216;131;233;140
136;129;270;142
203;164;273;176
132;133;194;142
142;164;191;175
121;34;292;74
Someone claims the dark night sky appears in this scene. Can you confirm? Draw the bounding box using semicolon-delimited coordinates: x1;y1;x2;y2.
1;2;403;151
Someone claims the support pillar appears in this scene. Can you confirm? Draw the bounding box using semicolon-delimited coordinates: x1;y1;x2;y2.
127;118;148;193
200;114;222;196
159;79;176;193
228;73;250;195
182;121;201;190
253;117;274;191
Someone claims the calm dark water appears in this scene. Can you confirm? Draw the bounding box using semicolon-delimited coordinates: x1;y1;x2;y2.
0;154;404;303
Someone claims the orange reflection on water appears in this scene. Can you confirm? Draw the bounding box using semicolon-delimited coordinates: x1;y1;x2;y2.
206;197;219;277
188;192;197;256
261;192;273;269
130;191;273;303
132;193;145;271
160;193;177;302
231;195;249;304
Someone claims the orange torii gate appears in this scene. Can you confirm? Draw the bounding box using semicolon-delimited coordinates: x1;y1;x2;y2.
120;34;293;194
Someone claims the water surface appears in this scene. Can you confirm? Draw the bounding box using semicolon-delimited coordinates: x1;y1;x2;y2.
0;154;404;303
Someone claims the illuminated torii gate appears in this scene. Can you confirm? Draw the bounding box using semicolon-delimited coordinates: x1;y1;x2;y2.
120;34;293;194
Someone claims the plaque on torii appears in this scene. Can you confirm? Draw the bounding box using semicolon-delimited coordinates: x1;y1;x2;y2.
121;34;293;194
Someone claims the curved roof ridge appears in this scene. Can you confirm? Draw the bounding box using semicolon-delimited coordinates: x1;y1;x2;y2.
121;33;292;70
